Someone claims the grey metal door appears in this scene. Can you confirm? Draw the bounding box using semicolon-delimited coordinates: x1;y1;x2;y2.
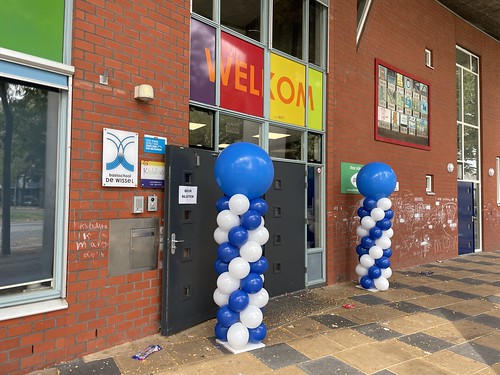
264;161;306;297
161;146;220;335
458;181;474;255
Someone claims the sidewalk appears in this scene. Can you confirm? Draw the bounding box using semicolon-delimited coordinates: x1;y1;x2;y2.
33;251;499;375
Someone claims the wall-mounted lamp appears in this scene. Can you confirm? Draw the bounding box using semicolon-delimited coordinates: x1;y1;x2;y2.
447;163;454;173
488;168;495;177
134;84;154;102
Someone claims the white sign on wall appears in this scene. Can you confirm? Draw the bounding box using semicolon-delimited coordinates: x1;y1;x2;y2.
178;186;198;204
102;128;138;187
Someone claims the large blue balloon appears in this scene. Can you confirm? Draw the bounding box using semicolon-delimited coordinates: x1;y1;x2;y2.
360;275;374;289
228;226;248;247
217;242;239;263
248;323;267;343
240;272;263;294
375;256;391;269
240;210;262;230
368;265;382;279
356;162;397;200
214;142;274;200
361;236;375;249
369;226;383;239
250;198;268;216
216;305;239;327
228;290;249;312
249;256;268;274
363;198;377;211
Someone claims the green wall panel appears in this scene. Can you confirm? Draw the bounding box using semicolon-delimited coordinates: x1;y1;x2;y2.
0;0;65;62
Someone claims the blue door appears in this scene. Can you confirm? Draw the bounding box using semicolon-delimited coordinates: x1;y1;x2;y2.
457;181;474;255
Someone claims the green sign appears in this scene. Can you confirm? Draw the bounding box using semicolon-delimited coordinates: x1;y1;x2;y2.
341;162;363;194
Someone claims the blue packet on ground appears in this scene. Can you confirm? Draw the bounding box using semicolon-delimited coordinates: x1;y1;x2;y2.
132;345;162;360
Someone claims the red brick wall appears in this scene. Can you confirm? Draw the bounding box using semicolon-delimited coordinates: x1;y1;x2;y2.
326;0;500;284
1;1;190;374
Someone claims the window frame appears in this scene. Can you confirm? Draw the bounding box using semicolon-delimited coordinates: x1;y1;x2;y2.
0;48;73;320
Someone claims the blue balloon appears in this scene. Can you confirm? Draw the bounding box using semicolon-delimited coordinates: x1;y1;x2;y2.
214;142;274;200
216;195;230;212
228;226;248;247
361;236;375;249
356;244;369;256
375;256;391;269
216;305;239;327
217;242;239;263
240;210;262;230
369;226;383;239
368;265;382;279
363;198;377;211
214;259;229;274
384;209;394;220
356;162;397;200
249;256;268;274
376;218;392;230
248;323;267;343
215;322;229;341
240;273;263;294
357;207;370;218
383;247;393;258
250;198;268;216
360;275;374;289
228;290;249;312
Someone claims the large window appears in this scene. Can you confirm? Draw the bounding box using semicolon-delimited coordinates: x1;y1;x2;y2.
0;57;72;314
221;0;262;42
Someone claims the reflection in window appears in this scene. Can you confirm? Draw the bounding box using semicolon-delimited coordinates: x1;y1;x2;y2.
191;0;213;20
0;80;58;295
309;0;327;66
456;67;462;121
219;114;260;149
456;48;470;69
189;106;214;149
463;126;478;180
307;166;322;249
268;125;302;160
221;0;261;42
307;132;322;163
272;0;303;59
463;71;478;126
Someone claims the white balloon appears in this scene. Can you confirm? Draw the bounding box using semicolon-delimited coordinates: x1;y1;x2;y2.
240;305;263;329
229;194;250;216
248;288;269;308
260;274;265;282
228;257;251;279
360;254;375;268
213;227;229;244
259;217;265;227
356;225;369;237
213;288;229;307
369;245;383;260
357;198;365;207
355;263;368;277
381;267;392;279
227;322;249;349
377;198;392;211
383;228;394;239
217;210;240;231
361;216;376;230
375;236;391;249
370;208;385;221
239;241;262;263
217;272;240;295
247;227;269;245
374;276;389;291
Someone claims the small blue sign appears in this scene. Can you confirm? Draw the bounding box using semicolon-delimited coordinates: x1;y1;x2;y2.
144;135;166;154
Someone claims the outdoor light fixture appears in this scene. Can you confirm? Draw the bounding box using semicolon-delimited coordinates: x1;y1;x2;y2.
134;84;154;102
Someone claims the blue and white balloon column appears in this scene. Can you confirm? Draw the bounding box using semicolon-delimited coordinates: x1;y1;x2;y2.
354;162;396;291
212;142;274;352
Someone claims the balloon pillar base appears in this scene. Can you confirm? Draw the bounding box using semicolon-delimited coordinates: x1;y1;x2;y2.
216;339;265;354
355;285;380;293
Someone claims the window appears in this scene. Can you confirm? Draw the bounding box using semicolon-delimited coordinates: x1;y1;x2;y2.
221;0;261;42
425;48;433;68
189;106;214;149
219;114;260;149
191;0;213;20
308;0;327;67
0;56;72;315
497;158;500;205
356;0;372;45
307;132;322;163
272;0;303;59
268;125;302;160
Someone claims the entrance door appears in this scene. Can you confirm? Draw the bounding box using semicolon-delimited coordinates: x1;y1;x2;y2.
264;161;306;297
161;146;220;335
457;181;474;255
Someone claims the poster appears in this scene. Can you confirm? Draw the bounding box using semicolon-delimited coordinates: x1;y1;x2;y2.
341;162;363;194
140;160;165;188
102;128;138;187
375;59;430;150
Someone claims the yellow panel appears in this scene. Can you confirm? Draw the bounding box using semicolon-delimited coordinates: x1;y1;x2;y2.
308;68;323;130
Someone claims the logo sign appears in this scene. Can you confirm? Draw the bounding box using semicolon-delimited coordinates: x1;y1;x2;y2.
102;128;138;187
341;162;363;194
144;134;167;154
140;160;165;188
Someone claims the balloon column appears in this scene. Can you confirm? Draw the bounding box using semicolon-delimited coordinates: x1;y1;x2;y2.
354;162;397;291
212;142;274;352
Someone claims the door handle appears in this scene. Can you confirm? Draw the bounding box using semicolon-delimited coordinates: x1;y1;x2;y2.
170;233;184;254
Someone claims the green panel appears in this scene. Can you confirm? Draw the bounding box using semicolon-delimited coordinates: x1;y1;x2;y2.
0;0;65;62
341;162;363;194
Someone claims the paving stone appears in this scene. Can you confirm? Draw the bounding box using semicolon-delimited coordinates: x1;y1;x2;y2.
485;295;500;304
456;277;488;285
298;355;364;375
323;328;377;349
427;274;457;282
56;358;121;375
427;307;469;321
409;285;441;295
472;261;497;266
352;323;401;341
251;343;310;370
386;301;428;314
423;320;493;344
287;334;346;359
444;290;482;300
310;314;358;329
448;342;500;366
468;313;500;329
387;358;456;374
422;350;488;374
467;268;493;274
398;332;453;353
372;371;396;375
351;294;387;305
